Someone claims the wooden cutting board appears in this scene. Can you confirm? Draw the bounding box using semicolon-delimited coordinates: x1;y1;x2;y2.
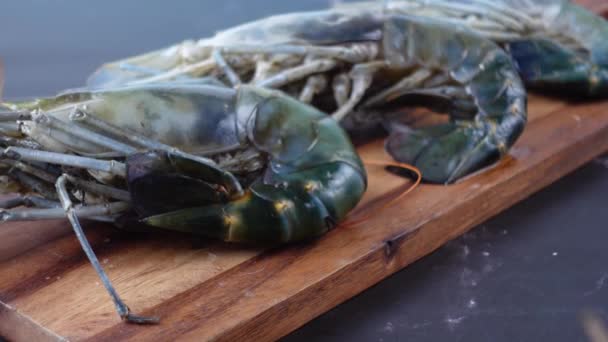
1;4;608;342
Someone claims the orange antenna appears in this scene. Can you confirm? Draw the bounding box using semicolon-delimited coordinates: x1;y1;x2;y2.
343;159;422;227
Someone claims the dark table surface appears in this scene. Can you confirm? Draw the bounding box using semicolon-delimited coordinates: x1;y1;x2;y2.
1;1;607;341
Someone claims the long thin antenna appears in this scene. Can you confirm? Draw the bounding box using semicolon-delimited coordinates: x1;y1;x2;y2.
343;160;422;227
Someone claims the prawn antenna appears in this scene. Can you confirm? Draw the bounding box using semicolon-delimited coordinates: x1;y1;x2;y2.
344;159;422;227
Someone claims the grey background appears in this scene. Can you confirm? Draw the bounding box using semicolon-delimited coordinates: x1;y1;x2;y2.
1;1;607;341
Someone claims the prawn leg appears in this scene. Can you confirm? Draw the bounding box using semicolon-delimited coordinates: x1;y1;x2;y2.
299;75;327;103
2;147;128;176
54;175;158;324
0;195;59;209
331;62;383;121
1;200;130;222
255;59;337;88
212;50;242;86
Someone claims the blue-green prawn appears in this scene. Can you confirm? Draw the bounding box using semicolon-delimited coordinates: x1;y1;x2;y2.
0;83;366;322
1;0;606;324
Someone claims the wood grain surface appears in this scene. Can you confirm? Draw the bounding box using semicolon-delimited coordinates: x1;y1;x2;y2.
1;2;608;341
